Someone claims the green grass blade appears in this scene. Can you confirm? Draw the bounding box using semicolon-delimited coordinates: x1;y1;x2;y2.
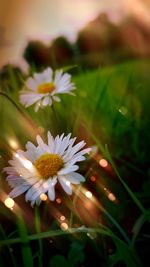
105;145;145;214
0;224;18;267
35;207;43;267
17;213;34;267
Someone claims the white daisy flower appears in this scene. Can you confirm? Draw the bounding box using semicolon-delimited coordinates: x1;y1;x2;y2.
4;132;91;206
19;67;76;112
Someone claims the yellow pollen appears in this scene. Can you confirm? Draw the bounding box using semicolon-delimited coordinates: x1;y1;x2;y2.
37;82;55;94
34;153;64;179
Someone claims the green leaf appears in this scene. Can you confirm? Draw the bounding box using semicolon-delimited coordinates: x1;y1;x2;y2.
111;238;142;267
71;240;85;251
132;209;150;245
50;255;69;267
68;247;84;266
17;214;34;267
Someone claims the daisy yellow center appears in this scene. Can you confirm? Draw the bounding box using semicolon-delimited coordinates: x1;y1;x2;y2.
34;153;64;179
37;82;55;94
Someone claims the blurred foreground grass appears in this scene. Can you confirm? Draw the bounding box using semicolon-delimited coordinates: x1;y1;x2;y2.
0;60;150;267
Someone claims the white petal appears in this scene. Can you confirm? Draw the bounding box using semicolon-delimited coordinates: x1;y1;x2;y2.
23;150;36;162
66;172;85;184
34;72;45;84
52;95;61;102
4;166;15;173
71;148;91;159
26;141;36;151
54;71;75;94
43;177;57;189
48;186;55;201
36;135;45;147
20;94;42;107
54;70;63;85
53;134;64;154
63;141;85;162
27;187;44;203
45;177;57;201
69;141;85;157
25;181;42;201
48;97;52;106
58;133;72;155
6;176;18;184
58;176;72;195
26;77;37;90
65;155;85;166
42;96;50;106
34;101;41;112
58;165;79;175
53;135;61;154
47;131;54;151
43;67;53;82
30;187;46;202
9;184;30;198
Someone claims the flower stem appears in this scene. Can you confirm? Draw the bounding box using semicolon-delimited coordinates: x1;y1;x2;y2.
35;207;43;267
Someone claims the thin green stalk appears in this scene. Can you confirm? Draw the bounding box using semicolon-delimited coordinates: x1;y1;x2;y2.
69;166;94;227
115;156;144;175
0;92;37;130
99;205;131;245
105;145;145;213
0;225;17;267
17;213;33;267
131;209;150;246
87;126;145;213
69;185;83;227
87;128;106;155
69;183;130;244
83;125;142;242
35;207;43;267
0;227;114;245
0;92;24;115
0;227;142;267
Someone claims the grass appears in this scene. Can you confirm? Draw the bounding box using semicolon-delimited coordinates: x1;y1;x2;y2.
0;59;150;266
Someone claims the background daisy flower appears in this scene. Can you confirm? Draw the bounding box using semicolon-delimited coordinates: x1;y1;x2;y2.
4;131;91;206
19;67;76;112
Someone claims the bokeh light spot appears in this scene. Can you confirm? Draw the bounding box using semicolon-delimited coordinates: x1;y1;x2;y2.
90;176;96;182
4;197;15;209
108;193;116;202
23;160;33;170
85;191;92;199
8;139;19;149
60;222;68;230
60;215;65;221
56;198;62;204
65;181;71;186
99;159;108;168
40;193;48;201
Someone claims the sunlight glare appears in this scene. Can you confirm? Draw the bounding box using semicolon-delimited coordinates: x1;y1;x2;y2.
99;159;108;168
60;222;68;230
40;193;48;201
60;215;65;221
85;191;93;199
4;197;15;209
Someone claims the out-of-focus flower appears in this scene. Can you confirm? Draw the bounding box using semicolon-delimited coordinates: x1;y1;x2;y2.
19;67;76;111
4;131;90;206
